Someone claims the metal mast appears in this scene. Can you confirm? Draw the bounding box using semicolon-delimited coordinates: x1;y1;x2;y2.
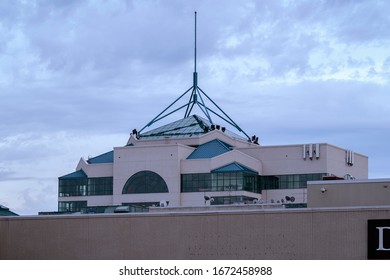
139;12;251;141
184;11;213;123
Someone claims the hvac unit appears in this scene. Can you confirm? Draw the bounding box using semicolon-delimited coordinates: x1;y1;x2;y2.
159;201;169;207
346;150;354;166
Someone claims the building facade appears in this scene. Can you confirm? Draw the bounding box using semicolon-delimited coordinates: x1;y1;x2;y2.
2;205;390;259
58;114;368;213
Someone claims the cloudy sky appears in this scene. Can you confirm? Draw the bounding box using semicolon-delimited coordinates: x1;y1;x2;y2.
1;0;389;215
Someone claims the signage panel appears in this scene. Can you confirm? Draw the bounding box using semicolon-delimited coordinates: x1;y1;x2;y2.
368;219;390;259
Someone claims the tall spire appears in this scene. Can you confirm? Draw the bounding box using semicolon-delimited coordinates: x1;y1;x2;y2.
139;12;251;141
194;11;197;74
184;11;212;122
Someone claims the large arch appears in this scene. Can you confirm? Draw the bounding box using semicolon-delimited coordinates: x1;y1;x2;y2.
122;170;169;194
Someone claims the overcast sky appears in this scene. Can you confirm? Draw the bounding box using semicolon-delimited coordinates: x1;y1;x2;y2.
1;0;389;215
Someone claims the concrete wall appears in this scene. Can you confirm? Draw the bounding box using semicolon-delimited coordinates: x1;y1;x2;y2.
1;207;389;260
308;179;390;208
323;144;368;179
239;143;368;178
113;144;184;206
76;159;113;177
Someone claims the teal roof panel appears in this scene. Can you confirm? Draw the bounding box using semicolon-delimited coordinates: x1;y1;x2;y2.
187;139;231;159
139;114;247;141
0;205;18;216
140;115;210;140
87;151;114;164
212;162;258;174
59;169;87;179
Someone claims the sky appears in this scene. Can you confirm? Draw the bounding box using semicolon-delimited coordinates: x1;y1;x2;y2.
1;0;389;215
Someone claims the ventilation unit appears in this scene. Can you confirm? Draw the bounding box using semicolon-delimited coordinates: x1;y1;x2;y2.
303;144;320;160
346;150;354;166
159;201;169;207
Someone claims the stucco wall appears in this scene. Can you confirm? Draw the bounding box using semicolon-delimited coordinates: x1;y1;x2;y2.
239;144;368;178
113;144;183;206
1;207;389;260
308;179;390;208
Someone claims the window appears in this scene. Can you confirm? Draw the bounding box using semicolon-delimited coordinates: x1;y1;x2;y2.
88;177;113;195
59;178;88;196
181;172;258;193
59;177;113;197
182;173;328;192
58;201;87;212
258;173;328;190
122;171;169;194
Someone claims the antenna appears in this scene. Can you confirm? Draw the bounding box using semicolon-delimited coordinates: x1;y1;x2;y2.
184;11;212;121
139;11;251;141
194;11;197;74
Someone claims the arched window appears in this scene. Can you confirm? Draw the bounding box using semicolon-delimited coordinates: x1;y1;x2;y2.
122;171;169;194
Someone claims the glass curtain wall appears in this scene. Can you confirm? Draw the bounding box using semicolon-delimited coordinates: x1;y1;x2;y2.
58;201;87;212
181;172;258;193
59;177;113;197
182;173;328;193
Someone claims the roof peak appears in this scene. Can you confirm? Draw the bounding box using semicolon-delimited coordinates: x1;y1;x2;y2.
137;114;247;141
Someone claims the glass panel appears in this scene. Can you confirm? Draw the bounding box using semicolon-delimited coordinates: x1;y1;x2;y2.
88;177;113;195
123;171;168;194
140;116;211;139
59;178;88;197
257;173;328;190
180;172;332;194
58;201;87;212
59;177;113;197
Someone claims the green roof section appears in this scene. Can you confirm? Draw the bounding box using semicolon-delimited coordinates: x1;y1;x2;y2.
212;162;258;174
139;115;209;140
59;169;87;179
139;114;247;141
0;204;18;216
87;150;114;164
187;139;231;159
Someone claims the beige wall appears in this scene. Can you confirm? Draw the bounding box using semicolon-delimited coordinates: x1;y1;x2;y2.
323;144;368;179
1;207;389;260
113;144;184;206
239;143;368;178
308;179;390;208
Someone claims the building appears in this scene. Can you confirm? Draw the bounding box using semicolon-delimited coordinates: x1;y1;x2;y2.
57;12;368;214
57;113;368;213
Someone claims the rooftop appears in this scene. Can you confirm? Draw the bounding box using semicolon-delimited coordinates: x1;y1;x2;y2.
187;139;232;159
0;204;18;216
87;151;114;164
139;115;209;140
139;114;247;141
